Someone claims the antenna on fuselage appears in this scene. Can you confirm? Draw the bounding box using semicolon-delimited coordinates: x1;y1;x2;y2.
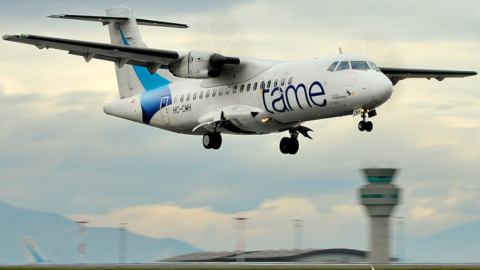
339;47;343;54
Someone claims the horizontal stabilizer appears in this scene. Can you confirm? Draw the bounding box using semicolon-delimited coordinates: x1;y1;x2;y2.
49;14;188;28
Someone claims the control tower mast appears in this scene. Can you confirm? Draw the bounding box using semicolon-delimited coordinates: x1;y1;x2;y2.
359;168;401;264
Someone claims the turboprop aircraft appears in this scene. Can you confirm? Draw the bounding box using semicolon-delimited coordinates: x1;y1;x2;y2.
3;6;477;155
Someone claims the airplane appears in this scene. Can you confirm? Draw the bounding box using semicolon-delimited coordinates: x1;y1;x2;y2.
3;5;477;155
23;237;50;264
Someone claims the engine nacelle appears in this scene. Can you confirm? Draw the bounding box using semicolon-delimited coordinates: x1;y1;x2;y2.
169;51;239;79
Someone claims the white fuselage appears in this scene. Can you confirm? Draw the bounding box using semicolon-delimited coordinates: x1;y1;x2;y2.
104;53;393;136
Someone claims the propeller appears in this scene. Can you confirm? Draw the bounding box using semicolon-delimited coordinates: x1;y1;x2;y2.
345;29;408;115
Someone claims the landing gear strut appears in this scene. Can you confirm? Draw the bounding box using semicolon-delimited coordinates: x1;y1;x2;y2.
358;109;374;132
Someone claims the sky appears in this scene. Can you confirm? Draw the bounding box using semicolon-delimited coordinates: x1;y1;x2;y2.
1;0;480;258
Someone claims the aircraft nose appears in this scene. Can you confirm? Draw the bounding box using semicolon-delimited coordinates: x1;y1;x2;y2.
368;75;393;104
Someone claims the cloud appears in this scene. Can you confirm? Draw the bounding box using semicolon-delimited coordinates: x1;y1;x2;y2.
66;195;367;251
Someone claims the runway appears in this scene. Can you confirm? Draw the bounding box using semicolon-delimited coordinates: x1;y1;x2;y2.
2;263;480;269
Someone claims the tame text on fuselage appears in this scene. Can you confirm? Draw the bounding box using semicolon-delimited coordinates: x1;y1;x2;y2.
262;81;327;114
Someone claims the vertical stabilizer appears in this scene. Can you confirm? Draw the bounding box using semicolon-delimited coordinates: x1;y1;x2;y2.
105;6;174;99
23;237;49;264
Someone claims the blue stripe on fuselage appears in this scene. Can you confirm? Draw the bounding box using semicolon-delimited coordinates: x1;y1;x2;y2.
119;28;172;124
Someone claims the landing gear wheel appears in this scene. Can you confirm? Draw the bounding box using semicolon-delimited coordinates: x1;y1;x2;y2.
279;137;291;154
211;133;222;150
203;132;222;150
365;121;373;132
288;138;299;155
279;137;300;155
358;121;366;132
203;132;214;149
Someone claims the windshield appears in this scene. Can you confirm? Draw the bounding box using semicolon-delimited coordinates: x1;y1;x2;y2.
351;61;370;70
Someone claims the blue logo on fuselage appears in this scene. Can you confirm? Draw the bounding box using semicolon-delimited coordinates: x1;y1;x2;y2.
119;28;172;124
262;81;327;114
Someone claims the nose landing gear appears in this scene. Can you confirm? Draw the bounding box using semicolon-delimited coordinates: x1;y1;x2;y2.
358;109;375;132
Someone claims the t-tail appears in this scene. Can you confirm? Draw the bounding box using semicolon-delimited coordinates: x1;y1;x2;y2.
23;237;50;264
50;5;188;99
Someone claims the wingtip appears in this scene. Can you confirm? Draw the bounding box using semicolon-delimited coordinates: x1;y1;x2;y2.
2;34;19;41
48;15;63;18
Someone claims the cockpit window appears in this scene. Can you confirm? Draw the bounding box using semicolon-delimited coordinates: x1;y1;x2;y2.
351;61;370;70
336;61;350;71
327;61;339;72
368;61;381;72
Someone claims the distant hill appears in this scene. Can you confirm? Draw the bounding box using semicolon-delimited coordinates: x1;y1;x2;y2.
407;219;480;263
0;201;200;264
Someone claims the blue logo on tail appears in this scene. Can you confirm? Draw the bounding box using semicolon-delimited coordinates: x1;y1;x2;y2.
119;29;172;124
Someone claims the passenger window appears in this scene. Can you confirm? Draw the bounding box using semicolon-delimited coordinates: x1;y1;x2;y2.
180;94;184;102
186;93;191;101
260;82;265;90
212;89;217;97
206;90;210;98
246;84;251;92
226;86;230;95
327;61;339;72
336;61;350;71
199;91;204;99
351;61;370;70
174;95;179;103
240;85;244;93
253;83;258;91
281;78;285;86
267;80;271;88
193;92;197;100
288;77;293;85
368;61;381;72
274;79;278;87
233;85;237;94
219;88;224;96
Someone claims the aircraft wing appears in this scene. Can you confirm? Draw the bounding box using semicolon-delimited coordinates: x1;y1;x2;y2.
2;34;183;73
379;67;477;85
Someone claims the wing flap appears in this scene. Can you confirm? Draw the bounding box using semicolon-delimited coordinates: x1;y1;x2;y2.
3;34;181;69
379;67;477;85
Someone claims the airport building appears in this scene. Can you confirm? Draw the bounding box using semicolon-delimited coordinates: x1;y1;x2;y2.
161;248;368;263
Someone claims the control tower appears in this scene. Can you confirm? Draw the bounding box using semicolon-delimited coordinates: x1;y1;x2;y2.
359;168;400;264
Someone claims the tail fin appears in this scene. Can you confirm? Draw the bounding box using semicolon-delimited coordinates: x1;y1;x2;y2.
49;5;188;99
106;6;175;99
23;237;49;264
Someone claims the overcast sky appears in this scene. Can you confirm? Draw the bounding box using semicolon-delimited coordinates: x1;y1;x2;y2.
1;0;479;255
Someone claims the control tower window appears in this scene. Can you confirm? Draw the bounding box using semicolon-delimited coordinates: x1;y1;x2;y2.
327;61;339;71
351;61;370;70
368;61;381;72
335;61;350;71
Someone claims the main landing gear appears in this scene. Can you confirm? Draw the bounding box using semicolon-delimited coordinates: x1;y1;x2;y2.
358;109;376;132
203;111;226;150
279;126;313;155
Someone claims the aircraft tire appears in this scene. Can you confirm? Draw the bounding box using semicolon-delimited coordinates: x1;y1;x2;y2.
365;121;373;132
203;132;214;149
212;133;222;150
279;137;291;154
358;121;366;132
288;138;299;155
